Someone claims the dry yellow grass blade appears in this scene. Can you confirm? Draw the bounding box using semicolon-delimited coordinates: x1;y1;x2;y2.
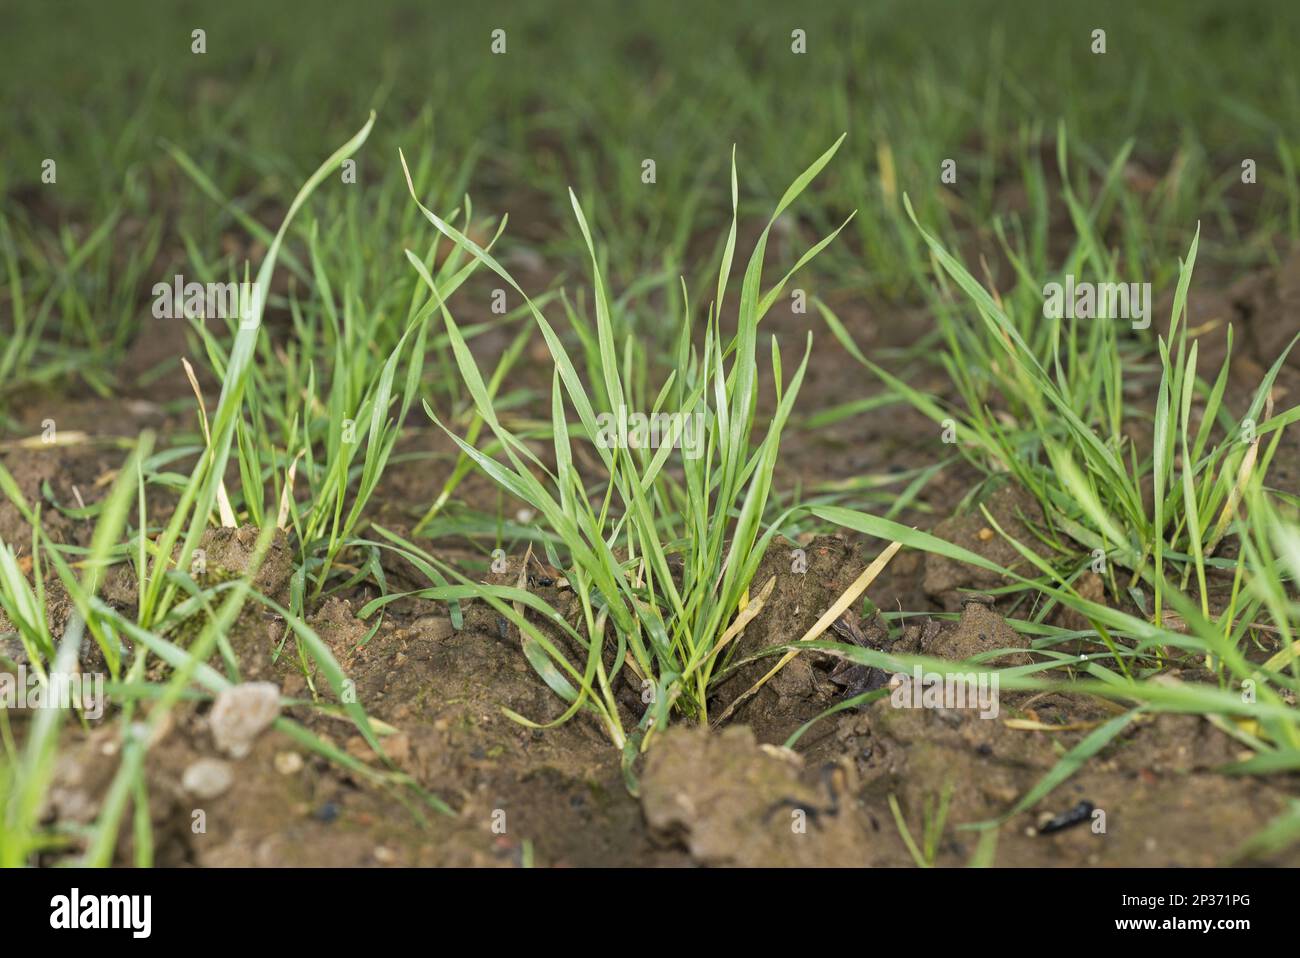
1002;718;1104;732
711;540;903;726
181;357;212;447
876;141;897;211
1;430;90;450
695;574;776;677
182;357;237;528
1206;392;1271;556
276;450;303;531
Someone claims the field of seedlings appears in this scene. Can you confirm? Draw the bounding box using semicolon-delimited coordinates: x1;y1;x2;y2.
3;0;1300;876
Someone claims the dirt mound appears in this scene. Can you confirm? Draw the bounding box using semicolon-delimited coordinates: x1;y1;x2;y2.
640;724;876;866
707;534;872;741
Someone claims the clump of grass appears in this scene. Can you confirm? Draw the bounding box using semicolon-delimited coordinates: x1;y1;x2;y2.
796;152;1300;848
379;139;852;754
805;215;1300;819
170;140;515;602
823;155;1300;626
0;116;450;866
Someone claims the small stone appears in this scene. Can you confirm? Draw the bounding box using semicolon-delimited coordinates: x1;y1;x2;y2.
182;758;234;798
373;846;397;864
274;751;304;775
209;681;281;758
977;527;994;541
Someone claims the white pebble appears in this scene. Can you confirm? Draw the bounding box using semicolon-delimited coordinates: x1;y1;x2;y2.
182;758;233;798
210;682;281;758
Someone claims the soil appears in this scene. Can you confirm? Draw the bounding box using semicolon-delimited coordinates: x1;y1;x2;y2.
5;213;1300;869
